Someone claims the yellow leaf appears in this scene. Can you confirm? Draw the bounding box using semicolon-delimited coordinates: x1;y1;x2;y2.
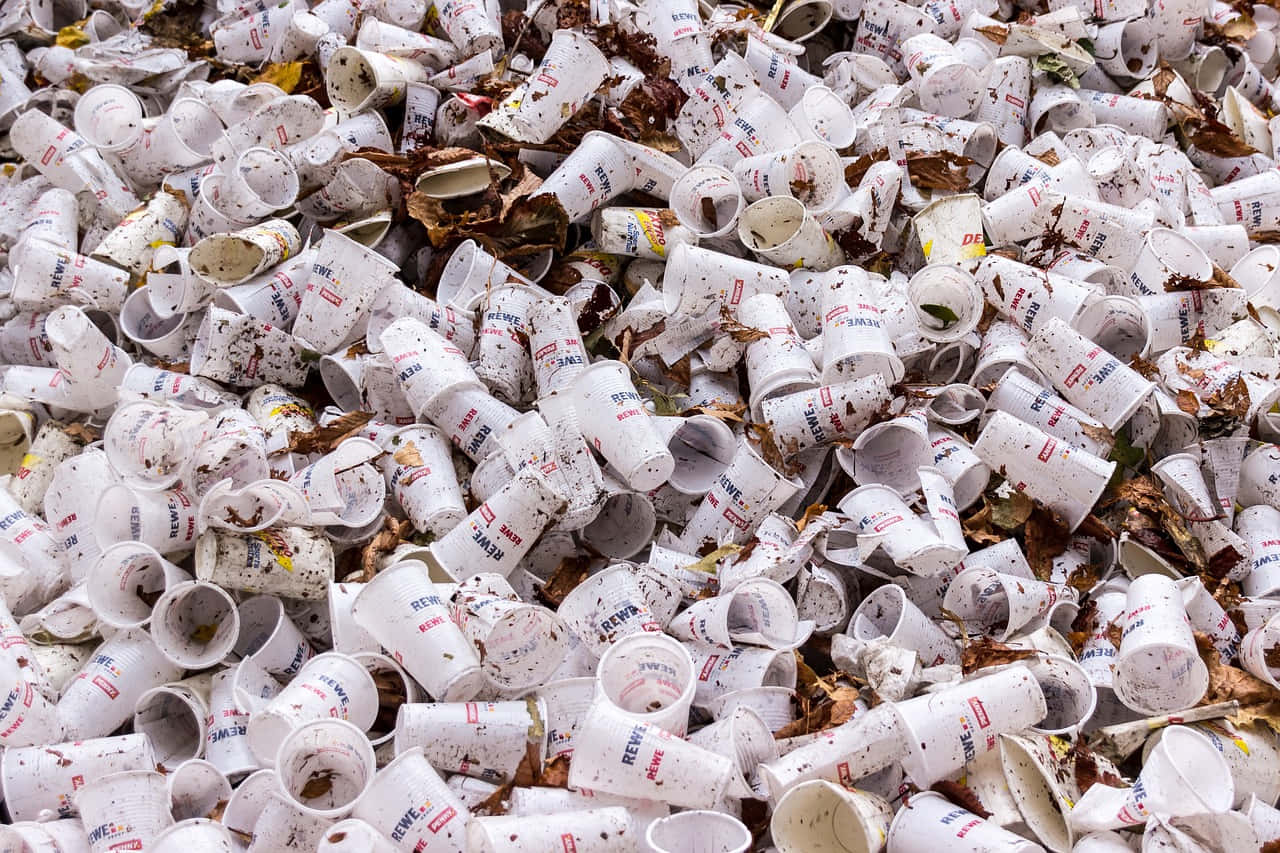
686;544;740;574
56;25;89;48
253;62;304;94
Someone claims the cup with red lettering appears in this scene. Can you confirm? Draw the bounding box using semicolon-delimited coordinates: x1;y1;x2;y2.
1112;574;1208;715
568;359;675;492
93;483;199;557
75;770;173;853
234;595;316;687
889;790;1043;851
469;807;635;851
848;582;960;667
378;424;466;537
738;196;845;271
0;652;60;747
594;632;696;737
451;573;568;690
274;718;376;819
195;527;334;601
86;541;192;629
167;759;231;824
557;565;662;659
820;265;903;384
10;239;130;313
1238;505;1280;597
1;732;156;821
972;412;1115;532
679;438;803;551
351;747;470;849
531;130;634;223
1025;317;1155;432
246;652;377;765
479;29;608;143
942;567;1072;642
351;561;485;702
670;578;811;651
527;295;589;396
203;669;256;778
379;316;482;418
661;242;789;317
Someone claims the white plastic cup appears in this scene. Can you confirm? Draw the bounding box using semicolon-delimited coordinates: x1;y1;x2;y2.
557;564;663;659
150;581;240;670
326;46;433;113
738;196;845;272
568;360;675;492
275;717;376;819
903;33;984;116
972;411;1115;532
394;698;545;781
319;819;401;853
532;130;634;223
848;583;959;667
86;541;192;629
188;219;302;287
93;484;199;556
594;632;696;737
247;651;377;765
1112;574;1209;715
168;758;231;822
909;264;985;343
568;700;747;807
889;790;1042;851
75;770;173;853
770;779;892;853
480;29;608;143
761;375;892;458
645;810;750;853
133;678;211;771
379;423;466;537
205;669;257;778
943;567;1071;641
679;438;802;551
888;667;1047;787
670;164;746;239
351;747;470;851
1025;317;1154;432
662;241;789;317
152;818;237;853
984;366;1113;458
106;393;209;490
1;732;155;821
670;578;810;651
380;316;482;418
351;561;485;702
294;228;401;348
195;527;334;601
820;265;903;384
11;238;130;313
1125;227;1215;297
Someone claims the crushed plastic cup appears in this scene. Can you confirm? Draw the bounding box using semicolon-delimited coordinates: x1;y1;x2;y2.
394;698;546;781
86;541;191;629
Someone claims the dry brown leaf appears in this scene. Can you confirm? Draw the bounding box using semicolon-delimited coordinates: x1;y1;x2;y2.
1024;506;1072;581
961;638;1038;674
932;780;992;818
360;517;411;581
682;402;748;423
989;490;1034;530
973;23;1009;44
1072;739;1126;794
61;422;101;444
1176;389;1201;414
473;782;514;815
719;306;770;343
539;557;590;607
796;503;829;533
288;411;374;455
906;151;975;191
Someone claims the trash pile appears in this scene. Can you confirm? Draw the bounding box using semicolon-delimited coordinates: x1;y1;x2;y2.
3;0;1280;848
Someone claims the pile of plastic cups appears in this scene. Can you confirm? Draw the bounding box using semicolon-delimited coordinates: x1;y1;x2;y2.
5;0;1280;848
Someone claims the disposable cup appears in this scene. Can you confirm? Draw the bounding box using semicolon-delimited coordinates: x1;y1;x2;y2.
435;238;533;311
903;33;984;116
351;561;485;702
1;732;155;821
190;307;310;389
1112;574;1209;715
351;747;469;850
0;652;60;747
848;583;959;666
756;703;900;800
842;410;930;496
92;484;199;556
594;632;695;736
670;165;745;239
290;437;387;528
168;758;231;821
1025;317;1154;431
275;718;376;818
204;668;257;778
770;779;893;853
394;698;545;782
890;790;1042;851
760;375;891;459
475;282;543;403
943;567;1070;641
819;264;903;384
647;810;750;853
670;577;810;650
75;770;173;853
527;295;589;396
425;384;520;462
688;703;780;783
568;700;747;807
11;238;129;314
451;574;568;689
568;360;674;492
679;438;802;551
325;46;432;113
973;411;1115;532
188;219;301;287
378;424;465;536
480;29;607;144
467;806;634;852
103;399;212;492
662;241;789;317
887;667;1047;786
1147;719;1280;809
738;196;845;271
152;818;237;853
247;651;377;765
133;676;211;770
698;91;802;169
294;227;401;348
86;541;191;629
739;292;820;417
1125;227;1215;297
57;628;184;740
118;288;198;362
195;527;333;601
908;264;984;343
380;316;482;418
557;565;662;659
149;581;239;669
532;131;634;223
320;819;401;853
243;788;334;851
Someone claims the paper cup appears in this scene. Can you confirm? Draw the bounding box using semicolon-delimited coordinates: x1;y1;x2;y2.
756;703;899;800
557;565;662;659
943;567;1071;641
908;264;984;343
195;527;333;601
190;307;310;388
247;651;377;765
380;316;482;418
75;770;173;853
568;360;675;492
394;698;545;782
325;46;432;113
451;574;568;690
679;438;802;551
149;581;240;669
468;806;635;852
319;819;401;853
351;747;470;851
133;678;211;770
849;583;959;666
532;130;634;223
973;411;1114;532
888;667;1047;786
93;483;199;557
274;717;376;819
770;779;893;853
820;265;903;384
671;164;746;239
480;29;607;143
294;227;401;348
351;561;485;702
189;219;301;287
1112;574;1209;715
86;541;191;629
1;732;155;821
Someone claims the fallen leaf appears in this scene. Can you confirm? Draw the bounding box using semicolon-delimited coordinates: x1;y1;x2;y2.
932;780;992;818
683;402;748;422
539;557;590;607
1024;506;1072;580
287;411;373;455
990;490;1034;530
796;503;829;533
360;517;411;581
974;24;1009;44
253;62;304;94
961;638;1037;674
1033;54;1080;88
1176;389;1201;414
719;306;770;343
474;782;514;815
55;25;89;48
906;151;975;191
392;441;425;468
